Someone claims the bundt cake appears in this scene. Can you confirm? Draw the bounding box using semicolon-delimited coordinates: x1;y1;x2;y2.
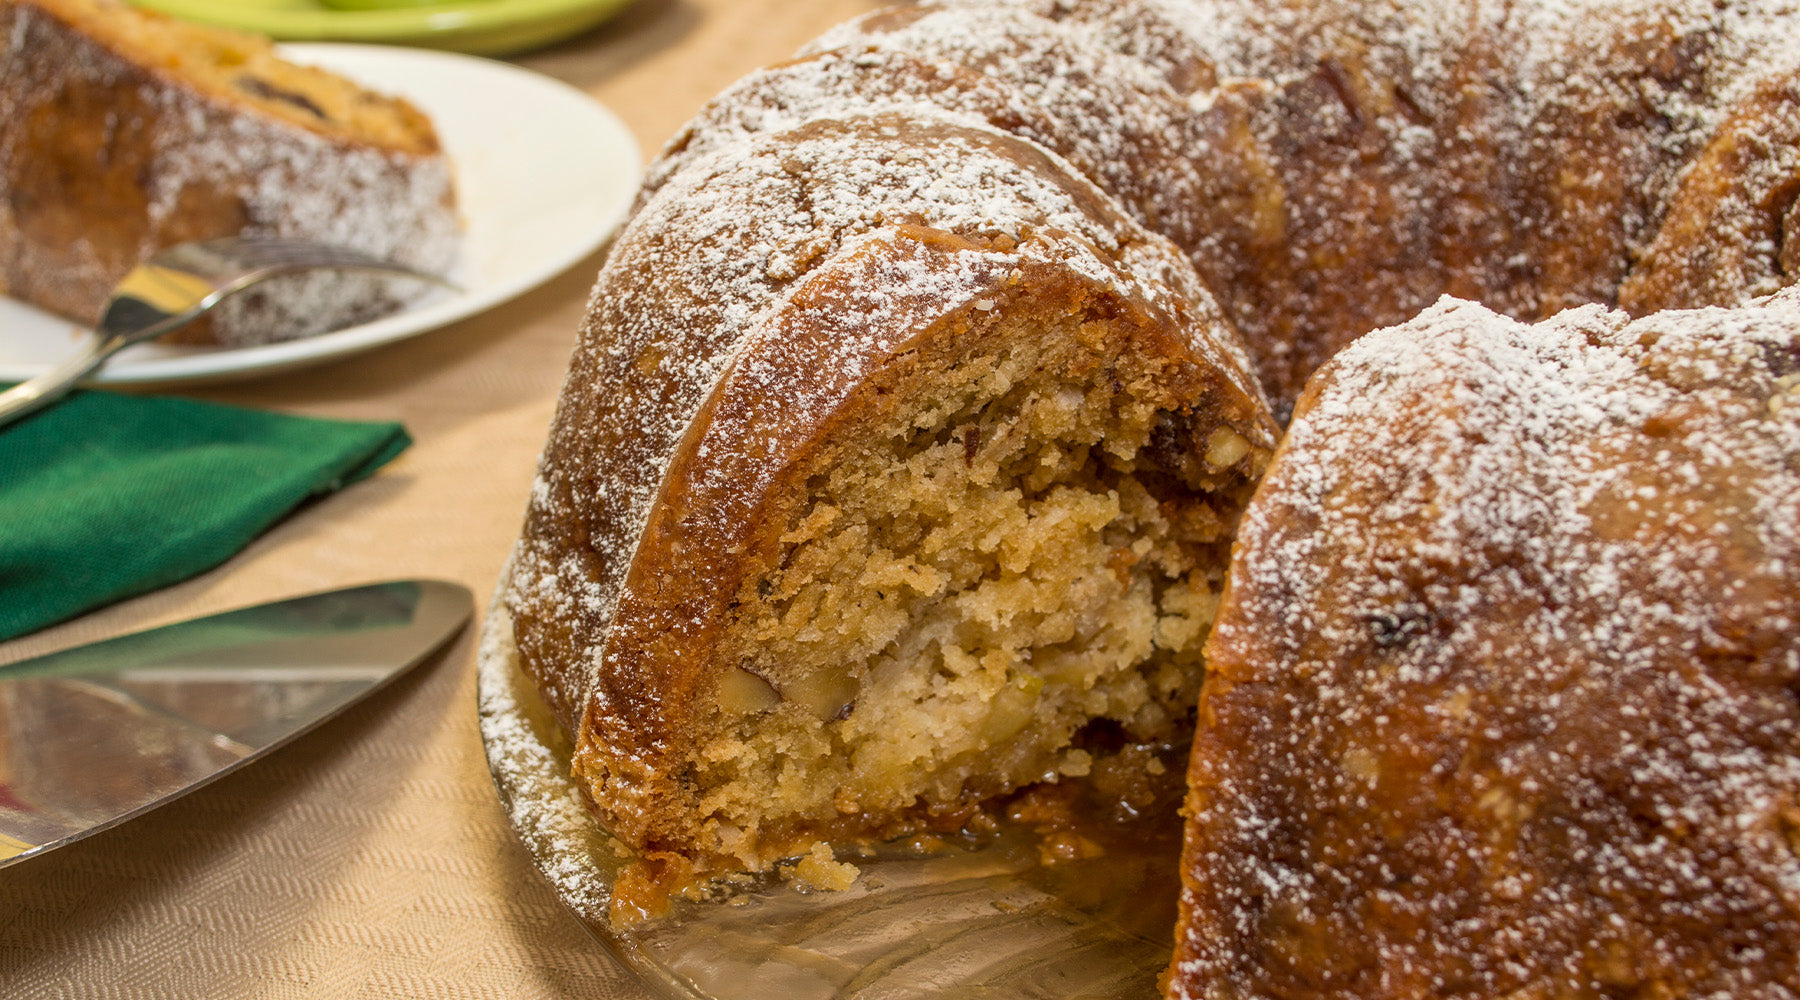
493;0;1800;990
0;0;458;346
1179;292;1800;998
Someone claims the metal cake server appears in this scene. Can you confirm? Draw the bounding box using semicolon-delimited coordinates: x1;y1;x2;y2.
0;579;472;868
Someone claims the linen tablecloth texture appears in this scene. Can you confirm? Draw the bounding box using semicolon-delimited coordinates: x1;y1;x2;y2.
0;389;410;642
0;1;885;996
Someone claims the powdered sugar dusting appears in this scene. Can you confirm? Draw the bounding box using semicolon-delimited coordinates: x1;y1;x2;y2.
981;0;1800;408
1177;291;1800;997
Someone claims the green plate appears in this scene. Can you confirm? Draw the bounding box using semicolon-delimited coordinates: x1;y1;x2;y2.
129;0;634;57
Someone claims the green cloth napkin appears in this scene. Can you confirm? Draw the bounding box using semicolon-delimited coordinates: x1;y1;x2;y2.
0;388;410;642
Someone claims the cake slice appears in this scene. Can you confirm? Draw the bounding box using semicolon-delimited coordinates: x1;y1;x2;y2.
0;0;458;346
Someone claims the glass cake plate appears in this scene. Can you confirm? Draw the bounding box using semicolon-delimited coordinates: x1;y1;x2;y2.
475;599;1185;1000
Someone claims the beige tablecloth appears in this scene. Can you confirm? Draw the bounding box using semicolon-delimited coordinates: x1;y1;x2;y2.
0;2;882;995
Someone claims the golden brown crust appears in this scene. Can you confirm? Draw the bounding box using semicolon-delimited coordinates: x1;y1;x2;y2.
0;0;457;345
1173;294;1800;999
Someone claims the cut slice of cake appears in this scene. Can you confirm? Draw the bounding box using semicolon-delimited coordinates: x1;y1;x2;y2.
0;0;458;345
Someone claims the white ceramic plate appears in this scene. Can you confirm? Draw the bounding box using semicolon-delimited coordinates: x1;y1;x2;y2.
0;44;641;387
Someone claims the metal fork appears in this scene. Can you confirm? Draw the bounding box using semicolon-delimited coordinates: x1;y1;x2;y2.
0;236;456;427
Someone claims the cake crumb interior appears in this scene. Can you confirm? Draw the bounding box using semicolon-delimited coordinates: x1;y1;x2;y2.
695;317;1252;864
